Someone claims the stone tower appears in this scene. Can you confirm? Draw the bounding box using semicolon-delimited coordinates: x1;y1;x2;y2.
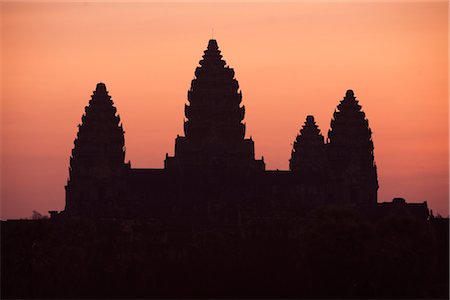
165;39;264;172
290;115;329;202
327;90;378;204
290;115;328;179
65;83;128;217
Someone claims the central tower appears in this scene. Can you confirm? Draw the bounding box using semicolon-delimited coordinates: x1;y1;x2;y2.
165;39;265;172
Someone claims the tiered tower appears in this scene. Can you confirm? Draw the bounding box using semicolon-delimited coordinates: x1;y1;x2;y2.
290;115;328;179
65;83;127;217
165;39;264;172
289;115;328;203
327;90;378;204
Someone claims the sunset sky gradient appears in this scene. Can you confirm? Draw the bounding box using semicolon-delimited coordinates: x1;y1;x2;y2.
1;1;448;219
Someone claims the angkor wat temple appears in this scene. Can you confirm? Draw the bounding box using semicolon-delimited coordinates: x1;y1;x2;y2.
60;39;427;221
3;39;447;300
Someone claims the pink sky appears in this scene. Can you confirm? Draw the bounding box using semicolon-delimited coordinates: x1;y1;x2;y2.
1;1;448;219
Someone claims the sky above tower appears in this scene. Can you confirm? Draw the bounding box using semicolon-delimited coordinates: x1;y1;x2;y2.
1;1;448;219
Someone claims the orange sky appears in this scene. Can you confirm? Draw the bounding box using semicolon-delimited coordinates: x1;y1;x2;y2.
1;1;448;219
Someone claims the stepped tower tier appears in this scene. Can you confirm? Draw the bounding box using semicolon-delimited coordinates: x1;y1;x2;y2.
290;115;328;179
64;83;128;217
165;39;265;172
327;90;378;204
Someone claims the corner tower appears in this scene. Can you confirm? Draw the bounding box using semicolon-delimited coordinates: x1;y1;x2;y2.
65;83;128;217
327;90;378;204
290;115;328;180
165;39;265;172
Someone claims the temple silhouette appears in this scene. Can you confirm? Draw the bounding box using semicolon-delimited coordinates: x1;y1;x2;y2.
3;39;447;300
59;39;427;221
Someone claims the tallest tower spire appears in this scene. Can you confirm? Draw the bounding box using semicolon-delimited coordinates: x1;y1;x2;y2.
184;39;245;141
165;39;264;172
